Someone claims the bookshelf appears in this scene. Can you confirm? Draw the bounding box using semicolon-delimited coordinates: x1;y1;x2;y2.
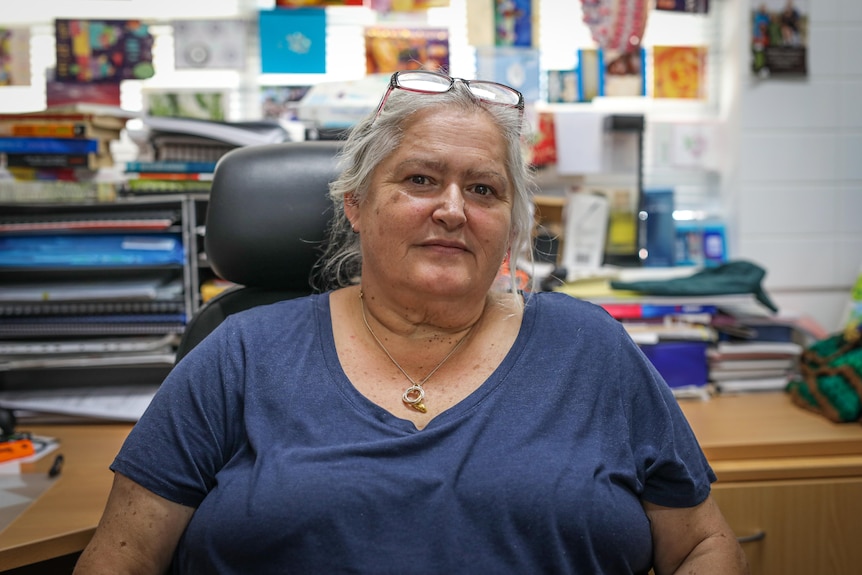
0;1;732;399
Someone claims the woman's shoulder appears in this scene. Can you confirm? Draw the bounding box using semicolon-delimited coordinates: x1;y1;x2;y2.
527;291;616;323
224;292;326;330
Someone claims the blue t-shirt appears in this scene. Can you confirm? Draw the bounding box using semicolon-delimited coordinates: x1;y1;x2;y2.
112;291;715;574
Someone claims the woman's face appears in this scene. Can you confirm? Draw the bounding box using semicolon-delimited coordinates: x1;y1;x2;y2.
346;106;514;302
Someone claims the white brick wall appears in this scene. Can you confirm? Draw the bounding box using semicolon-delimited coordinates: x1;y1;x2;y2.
730;0;862;331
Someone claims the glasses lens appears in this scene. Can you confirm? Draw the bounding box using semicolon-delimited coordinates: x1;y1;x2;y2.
396;71;452;93
468;82;522;107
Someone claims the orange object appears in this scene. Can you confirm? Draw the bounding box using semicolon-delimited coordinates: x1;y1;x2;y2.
0;438;36;462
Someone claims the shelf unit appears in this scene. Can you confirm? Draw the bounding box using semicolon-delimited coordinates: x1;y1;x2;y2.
0;193;209;389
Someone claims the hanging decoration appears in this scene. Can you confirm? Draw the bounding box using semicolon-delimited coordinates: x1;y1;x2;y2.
580;0;649;52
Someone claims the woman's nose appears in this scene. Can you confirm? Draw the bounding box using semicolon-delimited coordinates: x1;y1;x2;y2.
433;183;467;227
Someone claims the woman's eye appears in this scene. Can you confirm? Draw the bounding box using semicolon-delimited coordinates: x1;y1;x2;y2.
409;175;431;185
473;184;494;196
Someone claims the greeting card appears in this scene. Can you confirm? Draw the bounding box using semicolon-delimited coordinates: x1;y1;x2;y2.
365;27;449;74
259;9;327;74
54;19;155;82
173;20;247;70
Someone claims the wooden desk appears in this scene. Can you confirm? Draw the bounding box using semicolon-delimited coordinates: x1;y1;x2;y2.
679;393;862;574
0;424;132;572
2;395;862;574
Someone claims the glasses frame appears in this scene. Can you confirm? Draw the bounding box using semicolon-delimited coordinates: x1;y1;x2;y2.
374;70;525;120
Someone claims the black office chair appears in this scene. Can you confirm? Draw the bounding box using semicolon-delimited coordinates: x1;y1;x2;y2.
174;140;342;363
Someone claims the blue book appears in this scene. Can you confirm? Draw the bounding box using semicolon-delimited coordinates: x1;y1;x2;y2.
125;160;218;173
0;234;185;268
0;137;99;154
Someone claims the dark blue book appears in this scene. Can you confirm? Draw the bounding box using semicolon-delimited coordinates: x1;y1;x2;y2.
0;136;99;154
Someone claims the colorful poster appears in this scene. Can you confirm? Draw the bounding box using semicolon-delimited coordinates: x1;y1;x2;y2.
475;46;539;103
173;20;247;70
54;19;155;82
0;28;31;86
652;46;707;99
365;27;449;74
751;0;808;77
259;9;327;74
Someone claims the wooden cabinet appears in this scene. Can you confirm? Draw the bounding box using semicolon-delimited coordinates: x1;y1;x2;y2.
679;393;862;575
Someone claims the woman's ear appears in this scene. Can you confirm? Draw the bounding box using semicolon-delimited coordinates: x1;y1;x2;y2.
344;192;360;233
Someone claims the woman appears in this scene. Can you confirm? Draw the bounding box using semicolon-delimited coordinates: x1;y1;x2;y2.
75;71;748;574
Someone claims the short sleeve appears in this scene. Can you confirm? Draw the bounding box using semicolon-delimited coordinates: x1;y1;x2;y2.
110;317;246;508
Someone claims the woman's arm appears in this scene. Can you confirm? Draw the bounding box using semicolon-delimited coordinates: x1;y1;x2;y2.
644;495;750;575
73;473;195;575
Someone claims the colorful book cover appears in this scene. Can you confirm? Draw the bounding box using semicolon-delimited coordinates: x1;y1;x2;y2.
259;9;327;74
652;45;707;99
54;19;155;82
751;0;808;77
601;48;646;97
495;0;533;47
365;27;449;74
0;28;31;86
655;0;709;13
474;46;539;103
261;86;312;121
173;20;247;70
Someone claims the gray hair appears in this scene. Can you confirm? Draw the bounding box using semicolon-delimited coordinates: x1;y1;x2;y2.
312;80;536;295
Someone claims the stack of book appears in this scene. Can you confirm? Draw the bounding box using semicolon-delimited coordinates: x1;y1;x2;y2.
600;299;719;400
136;116;289;162
122;160;216;196
123;116;290;195
0;105;132;172
0;105;135;202
708;340;803;393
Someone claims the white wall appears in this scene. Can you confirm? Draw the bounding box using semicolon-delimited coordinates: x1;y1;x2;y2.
728;0;862;331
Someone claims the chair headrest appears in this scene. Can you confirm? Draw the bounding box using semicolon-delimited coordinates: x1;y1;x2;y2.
205;141;342;290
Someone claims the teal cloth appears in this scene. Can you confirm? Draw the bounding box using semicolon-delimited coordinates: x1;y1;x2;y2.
610;260;778;313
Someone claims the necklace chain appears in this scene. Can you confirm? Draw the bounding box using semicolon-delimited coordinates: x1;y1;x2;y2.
359;290;474;414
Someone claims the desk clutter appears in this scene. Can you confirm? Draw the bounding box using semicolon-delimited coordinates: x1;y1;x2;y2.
554;260;821;400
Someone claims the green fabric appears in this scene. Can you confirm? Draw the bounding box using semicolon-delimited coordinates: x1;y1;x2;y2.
787;327;862;423
610;260;779;313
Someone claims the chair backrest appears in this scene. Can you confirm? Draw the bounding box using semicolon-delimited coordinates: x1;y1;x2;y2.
174;140;342;363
